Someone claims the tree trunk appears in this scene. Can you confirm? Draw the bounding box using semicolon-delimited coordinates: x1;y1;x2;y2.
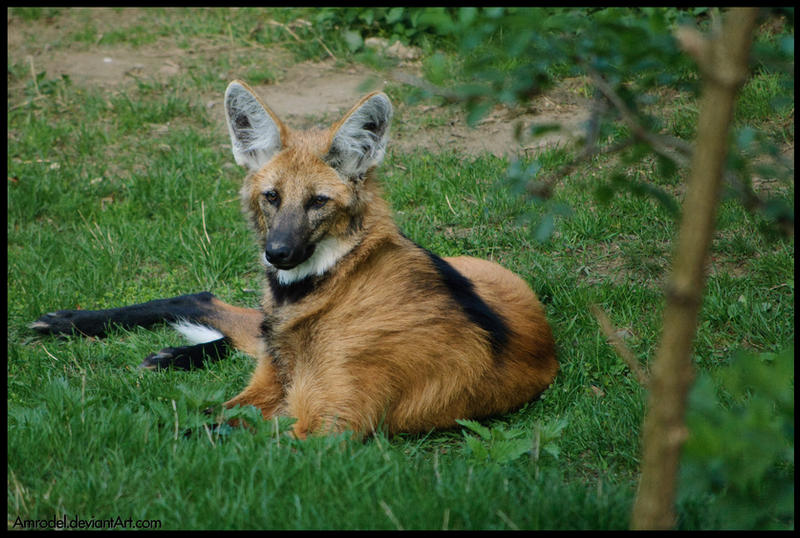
630;8;760;530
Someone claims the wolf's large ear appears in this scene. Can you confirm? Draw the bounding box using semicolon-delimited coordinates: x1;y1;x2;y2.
325;92;392;180
224;80;285;171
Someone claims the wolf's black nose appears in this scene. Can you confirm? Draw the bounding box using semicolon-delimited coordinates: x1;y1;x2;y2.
265;243;293;268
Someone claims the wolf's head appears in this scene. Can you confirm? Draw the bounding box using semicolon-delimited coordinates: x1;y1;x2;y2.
224;81;393;285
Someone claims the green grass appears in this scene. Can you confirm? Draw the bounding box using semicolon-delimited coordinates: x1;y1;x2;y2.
7;7;794;530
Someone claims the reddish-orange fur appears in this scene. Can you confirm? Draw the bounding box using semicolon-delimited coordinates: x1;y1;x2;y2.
215;83;558;439
29;83;558;438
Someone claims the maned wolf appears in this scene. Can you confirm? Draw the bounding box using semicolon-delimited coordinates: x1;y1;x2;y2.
31;81;558;438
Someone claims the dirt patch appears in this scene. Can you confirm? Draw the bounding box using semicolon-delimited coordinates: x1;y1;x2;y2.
8;8;591;159
233;61;590;157
394;95;590;158
30;49;185;86
250;60;385;121
200;58;590;157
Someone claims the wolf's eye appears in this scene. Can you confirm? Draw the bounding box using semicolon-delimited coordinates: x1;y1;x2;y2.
309;195;329;209
263;190;280;206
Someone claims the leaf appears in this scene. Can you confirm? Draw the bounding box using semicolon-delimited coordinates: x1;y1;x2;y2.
735;126;756;150
529;123;561;137
359;10;374;25
464;435;489;460
490;439;532;463
272;415;298;434
426;52;448;85
655;154;678;180
533;212;555;243
595;183;614;204
417;9;454;35
539;417;569;441
386;7;404;25
466;101;492;127
174;383;225;411
680;346;794;528
490;425;510;441
456;418;491;440
779;35;793;57
634;181;680;217
542;442;561;460
458;7;478;26
343;30;363;52
223;403;264;424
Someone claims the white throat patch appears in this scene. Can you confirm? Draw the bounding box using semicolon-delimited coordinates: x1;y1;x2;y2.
261;236;353;285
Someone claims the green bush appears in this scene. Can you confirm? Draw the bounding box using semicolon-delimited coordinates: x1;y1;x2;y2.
678;347;794;529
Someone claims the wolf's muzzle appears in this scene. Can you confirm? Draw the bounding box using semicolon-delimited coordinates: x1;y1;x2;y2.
265;241;316;270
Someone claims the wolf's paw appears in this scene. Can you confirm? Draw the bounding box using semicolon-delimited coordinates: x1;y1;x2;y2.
139;340;224;371
140;347;185;370
29;310;87;336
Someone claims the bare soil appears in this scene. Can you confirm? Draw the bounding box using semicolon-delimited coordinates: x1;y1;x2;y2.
7;9;591;158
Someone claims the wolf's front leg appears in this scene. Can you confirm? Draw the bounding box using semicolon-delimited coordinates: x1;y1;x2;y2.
31;291;267;370
283;368;389;440
224;358;286;419
140;338;230;370
29;292;222;337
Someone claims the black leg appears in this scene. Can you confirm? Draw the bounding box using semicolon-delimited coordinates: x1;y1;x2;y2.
29;292;219;337
139;337;230;370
